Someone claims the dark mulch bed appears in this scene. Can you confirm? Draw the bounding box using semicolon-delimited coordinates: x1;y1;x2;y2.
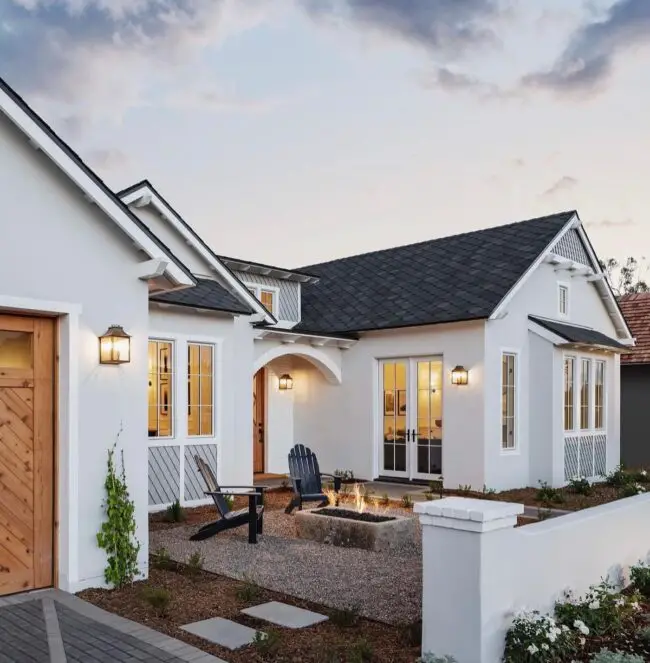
79;563;421;663
312;508;396;523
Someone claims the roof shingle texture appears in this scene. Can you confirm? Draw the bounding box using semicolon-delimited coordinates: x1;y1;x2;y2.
150;278;252;315
296;212;575;334
618;293;650;364
529;316;627;349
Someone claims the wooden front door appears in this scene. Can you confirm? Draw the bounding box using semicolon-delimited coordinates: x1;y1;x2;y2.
0;315;55;597
253;369;265;474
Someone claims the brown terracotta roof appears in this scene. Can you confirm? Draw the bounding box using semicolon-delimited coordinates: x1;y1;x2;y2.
619;293;650;364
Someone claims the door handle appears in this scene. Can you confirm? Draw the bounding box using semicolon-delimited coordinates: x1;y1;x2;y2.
406;429;410;442
412;429;417;443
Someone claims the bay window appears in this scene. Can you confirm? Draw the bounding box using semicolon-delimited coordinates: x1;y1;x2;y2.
564;355;607;433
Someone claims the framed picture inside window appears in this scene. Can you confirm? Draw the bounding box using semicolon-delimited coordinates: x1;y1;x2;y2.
384;391;395;416
397;390;407;415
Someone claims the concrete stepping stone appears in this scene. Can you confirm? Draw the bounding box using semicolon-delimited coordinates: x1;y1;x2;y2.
181;616;261;650
241;601;328;628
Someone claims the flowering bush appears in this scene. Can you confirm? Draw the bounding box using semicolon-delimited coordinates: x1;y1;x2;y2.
630;562;650;598
590;649;645;662
554;581;642;637
620;483;646;498
503;611;579;662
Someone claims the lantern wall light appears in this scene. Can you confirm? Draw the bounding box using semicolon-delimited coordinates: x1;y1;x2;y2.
99;325;132;365
451;365;469;386
278;373;293;390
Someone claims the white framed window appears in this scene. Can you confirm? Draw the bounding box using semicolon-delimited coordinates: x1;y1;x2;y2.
564;356;575;431
244;283;279;316
501;352;517;450
558;283;569;316
594;360;606;429
148;339;175;438
580;358;591;430
187;342;214;437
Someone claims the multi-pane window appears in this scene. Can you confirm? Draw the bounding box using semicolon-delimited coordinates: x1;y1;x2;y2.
501;353;517;450
564;357;575;431
187;343;214;436
580;358;591;430
595;361;605;429
245;284;277;315
148;340;173;437
559;284;568;315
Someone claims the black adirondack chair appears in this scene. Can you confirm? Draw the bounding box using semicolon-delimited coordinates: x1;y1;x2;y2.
285;444;342;514
190;456;265;543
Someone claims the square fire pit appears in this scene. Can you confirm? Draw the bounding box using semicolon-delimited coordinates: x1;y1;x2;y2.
294;507;417;552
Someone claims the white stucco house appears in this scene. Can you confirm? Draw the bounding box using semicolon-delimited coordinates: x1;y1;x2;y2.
0;77;634;598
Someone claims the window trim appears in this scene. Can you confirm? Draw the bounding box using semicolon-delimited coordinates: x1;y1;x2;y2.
563;352;608;436
187;341;216;438
558;281;570;317
563;355;576;432
594;359;606;431
500;350;519;453
244;282;280;317
579;357;591;431
148;337;177;440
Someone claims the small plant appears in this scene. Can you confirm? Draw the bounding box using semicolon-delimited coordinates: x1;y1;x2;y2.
252;629;281;657
503;610;579;662
96;437;141;588
236;574;261;602
630;561;650;598
329;605;360;627
379;493;390;506
418;656;457;663
568;476;593;496
165;499;186;523
349;639;373;662
223;493;235;509
604;465;633;488
334;469;355;481
142;586;171;617
424;491;435;500
632;469;650;484
537;507;553;521
185;551;204;577
401;494;414;509
620;482;646;498
482;485;497;498
457;484;473;496
536;481;565;505
151;547;174;571
429;479;444;497
590;650;645;663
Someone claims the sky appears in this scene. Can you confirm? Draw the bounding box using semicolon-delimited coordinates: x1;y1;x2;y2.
1;0;649;268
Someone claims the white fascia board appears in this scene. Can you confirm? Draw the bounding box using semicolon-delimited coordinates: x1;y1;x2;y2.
121;184;275;324
490;213;579;320
0;91;194;288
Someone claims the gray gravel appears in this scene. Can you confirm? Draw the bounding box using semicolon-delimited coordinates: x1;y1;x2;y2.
150;509;422;625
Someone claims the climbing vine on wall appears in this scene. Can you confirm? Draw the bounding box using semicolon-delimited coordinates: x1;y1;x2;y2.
96;430;141;588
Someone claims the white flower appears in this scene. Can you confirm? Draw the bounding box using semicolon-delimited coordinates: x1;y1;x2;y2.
573;619;590;635
588;600;600;609
615;597;625;607
631;601;642;611
642;470;647;476
579;637;586;646
527;644;539;654
561;625;569;632
541;643;549;651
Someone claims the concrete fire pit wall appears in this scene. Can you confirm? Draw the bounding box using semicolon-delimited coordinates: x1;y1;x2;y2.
294;508;417;552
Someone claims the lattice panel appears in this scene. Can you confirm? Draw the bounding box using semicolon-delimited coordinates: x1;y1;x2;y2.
148;446;180;506
579;435;595;478
552;229;592;267
594;434;607;477
184;444;218;501
564;436;580;481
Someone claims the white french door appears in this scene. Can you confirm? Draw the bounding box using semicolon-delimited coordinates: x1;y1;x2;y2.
380;357;443;480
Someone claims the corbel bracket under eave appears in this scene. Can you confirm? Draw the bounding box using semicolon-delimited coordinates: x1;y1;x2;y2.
137;258;169;280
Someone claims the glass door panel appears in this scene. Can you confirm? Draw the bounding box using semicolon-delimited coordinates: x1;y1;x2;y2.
382;360;408;476
413;359;443;479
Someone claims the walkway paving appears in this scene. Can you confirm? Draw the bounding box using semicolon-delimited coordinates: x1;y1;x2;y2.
0;589;226;663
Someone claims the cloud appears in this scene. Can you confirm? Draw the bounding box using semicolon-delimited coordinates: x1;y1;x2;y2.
0;0;275;128
542;176;578;197
85;148;131;172
418;65;515;99
521;0;650;97
585;218;636;229
300;0;503;59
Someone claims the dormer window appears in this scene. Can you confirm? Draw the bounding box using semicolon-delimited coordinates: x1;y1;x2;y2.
558;283;569;316
245;284;278;316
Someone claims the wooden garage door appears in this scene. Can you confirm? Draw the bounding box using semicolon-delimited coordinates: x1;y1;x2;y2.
0;315;54;596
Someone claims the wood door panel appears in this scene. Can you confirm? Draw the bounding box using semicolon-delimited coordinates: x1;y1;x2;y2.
253;369;265;474
0;315;54;596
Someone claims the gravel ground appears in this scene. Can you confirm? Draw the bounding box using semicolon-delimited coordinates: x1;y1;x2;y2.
150;508;422;625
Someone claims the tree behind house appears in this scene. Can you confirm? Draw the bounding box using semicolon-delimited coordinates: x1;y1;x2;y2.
599;257;649;296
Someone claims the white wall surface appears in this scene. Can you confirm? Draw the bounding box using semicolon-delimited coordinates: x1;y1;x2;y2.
417;495;650;663
528;331;554;485
0;114;151;592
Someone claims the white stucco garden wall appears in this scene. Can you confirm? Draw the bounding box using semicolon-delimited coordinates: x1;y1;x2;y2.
0;114;152;592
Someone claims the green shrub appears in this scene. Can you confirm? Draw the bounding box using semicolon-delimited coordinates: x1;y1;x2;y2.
503;610;579;662
604;465;633;488
424;491;435;501
349;639;373;662
252;630;281;657
537;507;553;521
401;494;414;509
619;483;646;498
428;479;444;496
457;484;473;496
329;605;360;627
142;586;171;617
632;469;650;484
630;562;650;598
536;481;564;505
568;476;593;496
640;625;650;642
236;574;261;602
151;547;174;571
185;551;204;577
482;485;497;498
164;499;186;523
590;649;644;663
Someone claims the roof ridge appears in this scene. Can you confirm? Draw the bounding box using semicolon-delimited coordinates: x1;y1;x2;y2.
297;210;576;271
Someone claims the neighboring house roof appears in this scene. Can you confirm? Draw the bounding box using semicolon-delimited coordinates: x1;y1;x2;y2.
151;277;253;315
0;77;195;289
529;316;627;350
118;179;275;323
295;212;577;334
618;293;650;364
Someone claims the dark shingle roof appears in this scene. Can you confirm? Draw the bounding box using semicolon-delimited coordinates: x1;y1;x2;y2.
618;293;650;364
529;316;627;349
150;278;253;315
295;212;576;334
